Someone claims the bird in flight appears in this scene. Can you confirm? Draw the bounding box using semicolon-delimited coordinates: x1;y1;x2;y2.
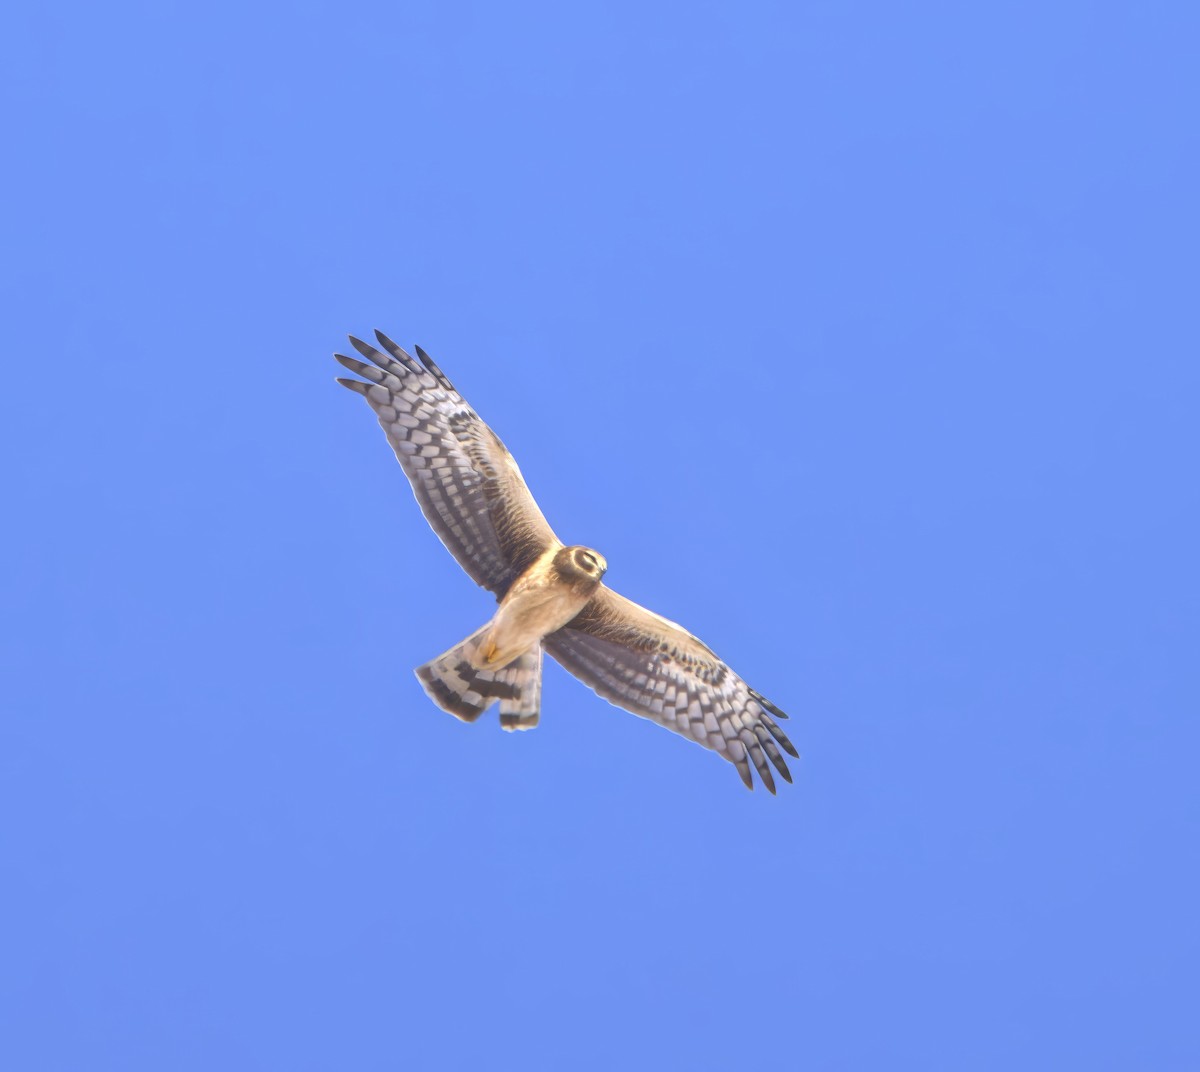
335;332;798;791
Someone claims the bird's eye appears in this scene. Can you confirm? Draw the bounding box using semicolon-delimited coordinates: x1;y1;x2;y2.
578;551;596;571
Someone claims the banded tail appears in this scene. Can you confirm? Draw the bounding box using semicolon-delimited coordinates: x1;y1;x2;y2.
415;628;543;731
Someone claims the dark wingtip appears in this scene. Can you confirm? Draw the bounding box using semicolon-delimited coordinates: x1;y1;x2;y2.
759;763;777;795
734;758;754;791
373;329;422;372
345;333;381;360
752;689;789;720
773;753;794;783
334;353;387;384
413;344;453;389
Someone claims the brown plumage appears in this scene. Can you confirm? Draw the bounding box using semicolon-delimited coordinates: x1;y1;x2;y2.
336;331;797;791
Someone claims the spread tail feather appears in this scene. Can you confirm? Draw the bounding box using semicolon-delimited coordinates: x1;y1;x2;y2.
415;629;542;731
497;646;542;731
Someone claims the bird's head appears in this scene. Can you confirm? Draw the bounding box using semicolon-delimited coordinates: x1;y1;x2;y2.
555;545;608;587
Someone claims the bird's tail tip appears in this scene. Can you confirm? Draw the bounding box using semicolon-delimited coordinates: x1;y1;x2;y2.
416;631;543;729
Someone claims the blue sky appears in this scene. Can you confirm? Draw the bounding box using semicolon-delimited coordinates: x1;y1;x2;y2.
3;2;1198;1068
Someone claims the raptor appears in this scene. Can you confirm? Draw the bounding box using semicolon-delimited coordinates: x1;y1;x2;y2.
336;332;798;791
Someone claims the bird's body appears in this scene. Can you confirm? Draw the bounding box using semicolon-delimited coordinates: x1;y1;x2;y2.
336;331;798;791
476;545;607;671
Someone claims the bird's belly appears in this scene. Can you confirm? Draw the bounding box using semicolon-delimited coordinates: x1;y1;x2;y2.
476;586;588;669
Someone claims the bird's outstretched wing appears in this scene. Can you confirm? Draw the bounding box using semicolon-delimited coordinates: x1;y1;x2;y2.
542;587;798;792
335;332;560;598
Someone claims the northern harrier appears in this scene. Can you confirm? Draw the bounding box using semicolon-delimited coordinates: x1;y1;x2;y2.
335;332;798;791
